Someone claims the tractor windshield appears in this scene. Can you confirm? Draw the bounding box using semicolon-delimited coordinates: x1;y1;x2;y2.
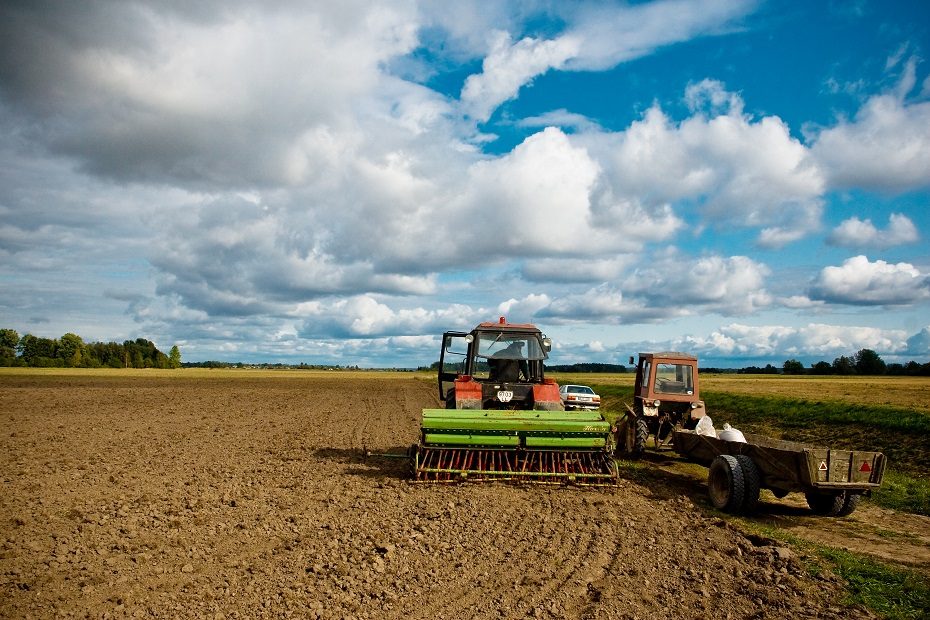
475;332;547;361
653;363;694;395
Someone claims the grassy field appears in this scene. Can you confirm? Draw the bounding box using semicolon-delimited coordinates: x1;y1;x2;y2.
552;371;930;413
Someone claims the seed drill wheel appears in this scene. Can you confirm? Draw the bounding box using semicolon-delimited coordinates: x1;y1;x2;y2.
708;454;746;514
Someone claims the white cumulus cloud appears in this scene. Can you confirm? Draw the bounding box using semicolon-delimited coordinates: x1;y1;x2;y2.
808;255;930;305
458;0;754;121
811;95;930;192
681;323;909;358
827;213;919;249
579;87;825;247
461;31;581;122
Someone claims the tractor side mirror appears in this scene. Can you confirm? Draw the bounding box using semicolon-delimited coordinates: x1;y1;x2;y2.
542;337;552;352
629;356;634;365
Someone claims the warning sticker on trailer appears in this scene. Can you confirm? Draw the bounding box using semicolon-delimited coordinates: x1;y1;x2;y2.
859;461;872;472
818;460;828;471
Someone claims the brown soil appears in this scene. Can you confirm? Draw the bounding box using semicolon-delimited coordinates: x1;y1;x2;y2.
0;373;904;619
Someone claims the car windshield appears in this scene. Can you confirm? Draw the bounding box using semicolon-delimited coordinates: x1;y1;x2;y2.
475;332;547;360
567;386;594;394
653;363;694;394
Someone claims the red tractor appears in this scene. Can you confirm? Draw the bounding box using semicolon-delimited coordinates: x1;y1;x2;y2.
615;352;706;458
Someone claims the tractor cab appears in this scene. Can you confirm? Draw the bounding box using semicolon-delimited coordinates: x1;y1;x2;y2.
437;317;561;410
632;352;703;417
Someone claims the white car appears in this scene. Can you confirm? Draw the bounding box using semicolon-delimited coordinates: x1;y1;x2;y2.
559;384;601;410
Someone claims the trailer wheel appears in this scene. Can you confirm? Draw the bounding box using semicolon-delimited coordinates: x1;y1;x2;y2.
708;455;746;514
806;492;846;516
837;493;861;517
734;455;761;514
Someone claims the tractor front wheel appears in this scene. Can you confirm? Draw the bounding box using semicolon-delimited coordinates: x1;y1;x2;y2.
615;416;648;459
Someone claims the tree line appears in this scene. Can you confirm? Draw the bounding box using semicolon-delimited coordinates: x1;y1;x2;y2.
0;329;181;369
778;348;930;376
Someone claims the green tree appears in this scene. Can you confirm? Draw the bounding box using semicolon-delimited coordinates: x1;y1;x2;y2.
0;328;19;364
854;348;886;375
0;328;19;349
810;360;832;375
169;345;182;369
18;334;57;365
58;333;85;367
832;355;857;375
783;359;804;374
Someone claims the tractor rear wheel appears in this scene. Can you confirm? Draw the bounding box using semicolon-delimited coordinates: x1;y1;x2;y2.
708;455;746;514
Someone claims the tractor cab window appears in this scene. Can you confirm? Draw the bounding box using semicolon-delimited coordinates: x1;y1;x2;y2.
640;362;651;390
441;336;468;374
653;363;694;395
475;333;546;361
472;332;545;382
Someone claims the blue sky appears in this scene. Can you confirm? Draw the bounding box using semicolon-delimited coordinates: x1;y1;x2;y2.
1;0;928;367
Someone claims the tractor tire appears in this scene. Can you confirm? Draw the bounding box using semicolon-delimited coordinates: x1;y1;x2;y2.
806;492;846;516
708;455;746;514
615;416;647;459
734;455;761;514
630;417;648;459
614;419;630;456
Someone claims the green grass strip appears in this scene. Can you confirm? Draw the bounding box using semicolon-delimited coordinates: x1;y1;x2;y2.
733;521;930;620
871;470;930;516
703;391;930;434
817;547;930;620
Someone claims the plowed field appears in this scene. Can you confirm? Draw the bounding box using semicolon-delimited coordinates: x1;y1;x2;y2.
1;372;876;618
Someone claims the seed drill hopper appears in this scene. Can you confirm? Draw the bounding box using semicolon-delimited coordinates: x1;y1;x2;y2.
411;318;617;485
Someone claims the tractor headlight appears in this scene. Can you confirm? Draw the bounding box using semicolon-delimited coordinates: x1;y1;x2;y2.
653;399;661;407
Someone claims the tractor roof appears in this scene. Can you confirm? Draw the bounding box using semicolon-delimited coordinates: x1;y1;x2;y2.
476;317;540;331
639;351;698;361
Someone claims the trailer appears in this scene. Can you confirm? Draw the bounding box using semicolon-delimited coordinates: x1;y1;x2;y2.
673;429;887;516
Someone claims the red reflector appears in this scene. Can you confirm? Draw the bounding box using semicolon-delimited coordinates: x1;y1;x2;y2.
859;461;872;473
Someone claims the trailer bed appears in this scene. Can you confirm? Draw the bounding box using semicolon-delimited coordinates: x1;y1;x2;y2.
672;429;886;515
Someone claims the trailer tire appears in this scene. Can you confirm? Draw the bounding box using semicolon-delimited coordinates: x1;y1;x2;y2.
708;455;746;514
837;493;860;517
735;455;761;514
806;492;846;516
